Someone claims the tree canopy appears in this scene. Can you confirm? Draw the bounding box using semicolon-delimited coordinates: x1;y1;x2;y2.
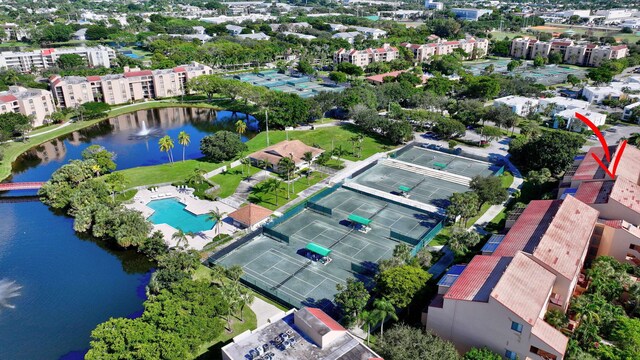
375;324;460;360
200;131;247;162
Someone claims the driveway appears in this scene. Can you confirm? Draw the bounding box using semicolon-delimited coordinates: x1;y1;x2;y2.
413;130;511;159
581;123;640;151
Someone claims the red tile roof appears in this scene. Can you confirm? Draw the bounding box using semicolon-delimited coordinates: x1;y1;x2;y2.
366;70;406;84
248;140;323;166
227;204;272;227
0;95;17;103
611;45;628;51
574;180;613;204
491;253;556;325
601;219;623;229
493;197;598;280
173;66;186;72
124;70;153;78
531;319;568;354
444;256;510;302
86;75;101;82
305;308;345;331
609;176;640;213
573;147;610;181
41;48;54;55
610;143;640;184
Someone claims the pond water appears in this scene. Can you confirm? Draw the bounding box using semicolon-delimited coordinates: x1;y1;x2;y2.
0;107;257;359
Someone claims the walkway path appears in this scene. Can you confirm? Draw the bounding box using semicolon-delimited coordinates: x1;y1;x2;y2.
224;170;270;208
249;297;285;327
467;157;524;235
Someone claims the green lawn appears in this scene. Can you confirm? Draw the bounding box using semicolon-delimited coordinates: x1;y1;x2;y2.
209;165;262;198
195;306;257;359
248;172;328;210
118;160;225;188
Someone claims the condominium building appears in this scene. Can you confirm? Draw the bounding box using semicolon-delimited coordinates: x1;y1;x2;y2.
451;8;493;21
424;0;444;10
333;44;399;67
493;96;540;117
510;38;628;67
427;195;599;359
402;37;489;62
49;62;213;108
0;46;116;73
0;86;55;127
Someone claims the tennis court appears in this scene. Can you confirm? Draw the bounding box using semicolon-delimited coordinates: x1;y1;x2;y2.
464;59;586;85
350;163;469;208
232;71;345;98
215;187;442;312
395;146;496;178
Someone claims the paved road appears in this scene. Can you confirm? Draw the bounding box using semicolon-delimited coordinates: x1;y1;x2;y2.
581;123;640;151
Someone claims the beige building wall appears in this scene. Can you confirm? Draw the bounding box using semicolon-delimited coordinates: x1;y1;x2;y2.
598;223;640;265
0;86;56;127
427;295;562;359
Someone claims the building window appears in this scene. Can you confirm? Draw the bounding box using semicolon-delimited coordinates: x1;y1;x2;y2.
511;321;523;333
505;350;517;360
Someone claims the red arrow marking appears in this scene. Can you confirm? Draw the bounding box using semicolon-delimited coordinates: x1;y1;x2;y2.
575;112;627;179
575;112;610;162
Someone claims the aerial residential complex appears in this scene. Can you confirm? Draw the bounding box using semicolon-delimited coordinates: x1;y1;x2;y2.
333;44;399;67
49;62;213;108
510;38;628;67
402;37;489;62
0;86;55;126
0;46;116;73
426;143;640;359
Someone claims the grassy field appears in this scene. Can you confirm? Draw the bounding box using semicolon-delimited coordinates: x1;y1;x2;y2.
209;165;262;198
248;171;328;210
118;159;225;188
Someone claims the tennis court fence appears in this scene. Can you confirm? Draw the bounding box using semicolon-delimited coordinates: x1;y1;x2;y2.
411;220;444;256
306;201;332;216
208;227;263;263
390;229;421;246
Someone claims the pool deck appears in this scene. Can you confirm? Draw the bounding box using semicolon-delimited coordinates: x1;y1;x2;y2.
126;185;238;250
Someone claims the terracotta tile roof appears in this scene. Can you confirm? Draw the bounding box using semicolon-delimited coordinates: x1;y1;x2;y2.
248;140;323;166
531;319;568;354
573;147;611;181
228;203;272;227
444;256;511;302
609;176;640;213
41;48;54;55
574;180;614;204
173;66;186;72
305;307;345;331
601;219;623;229
610;143;640;184
0;95;17;103
611;45;628;51
494;197;598;280
366;70;406;84
124;70;153;78
491;252;556;325
86;75;101;82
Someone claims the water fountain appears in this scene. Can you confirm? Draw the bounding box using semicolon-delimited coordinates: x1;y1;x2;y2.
130;120;162;139
0;279;22;311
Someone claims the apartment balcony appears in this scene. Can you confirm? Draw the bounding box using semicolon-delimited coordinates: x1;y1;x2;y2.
549;292;563;307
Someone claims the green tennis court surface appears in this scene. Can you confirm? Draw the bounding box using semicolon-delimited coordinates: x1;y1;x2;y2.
216;188;441;313
395;147;496;178
231;71;345;98
350;163;469;208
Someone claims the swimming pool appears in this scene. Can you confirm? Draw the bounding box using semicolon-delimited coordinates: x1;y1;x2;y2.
147;198;215;233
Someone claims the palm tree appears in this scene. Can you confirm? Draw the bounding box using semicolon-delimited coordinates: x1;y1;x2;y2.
186;167;206;186
278;157;296;199
235;119;247;136
333;145;345;162
208;207;225;237
257;159;270;180
356;135;364;158
240;157;251;177
172;229;189;249
302;151;314;185
371;298;398;338
265;178;283;206
237;287;254;322
158;135;175;163
359;310;376;345
178;131;190;162
350;135;359;156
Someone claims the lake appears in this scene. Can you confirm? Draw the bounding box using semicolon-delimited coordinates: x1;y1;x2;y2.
0;107;257;359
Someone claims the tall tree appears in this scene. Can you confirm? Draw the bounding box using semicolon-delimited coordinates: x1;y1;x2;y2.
377;265;431;309
178;131;190;162
447;192;480;227
371;298;398;338
470;176;508;210
375;324;460;360
159;135;175;163
335;278;370;328
207;207;225;236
